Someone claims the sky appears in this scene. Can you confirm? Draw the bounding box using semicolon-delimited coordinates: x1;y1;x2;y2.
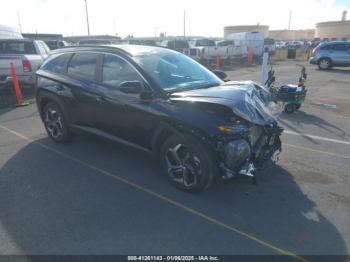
1;0;349;38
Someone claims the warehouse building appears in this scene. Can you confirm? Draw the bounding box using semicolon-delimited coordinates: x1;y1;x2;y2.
223;25;269;38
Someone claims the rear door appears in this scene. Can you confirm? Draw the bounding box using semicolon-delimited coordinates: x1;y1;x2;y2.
66;52;102;126
330;43;348;65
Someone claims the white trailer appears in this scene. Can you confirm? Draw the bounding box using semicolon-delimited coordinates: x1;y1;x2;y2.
226;32;264;57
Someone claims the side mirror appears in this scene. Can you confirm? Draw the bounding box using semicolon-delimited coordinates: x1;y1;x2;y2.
118;80;143;94
212;69;227;80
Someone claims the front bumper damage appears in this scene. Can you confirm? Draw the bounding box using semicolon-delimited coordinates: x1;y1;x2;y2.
218;124;283;182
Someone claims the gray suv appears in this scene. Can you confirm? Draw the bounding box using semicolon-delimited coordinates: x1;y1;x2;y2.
310;41;350;70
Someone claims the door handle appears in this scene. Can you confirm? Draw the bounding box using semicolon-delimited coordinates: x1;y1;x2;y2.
54;84;65;91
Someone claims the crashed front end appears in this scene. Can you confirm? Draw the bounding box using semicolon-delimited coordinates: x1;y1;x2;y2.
214;87;284;180
216;122;283;180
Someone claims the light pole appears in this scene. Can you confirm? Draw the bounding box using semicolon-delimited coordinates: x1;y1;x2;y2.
84;0;90;36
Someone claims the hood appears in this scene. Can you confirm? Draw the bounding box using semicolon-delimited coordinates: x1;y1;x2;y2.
170;84;277;126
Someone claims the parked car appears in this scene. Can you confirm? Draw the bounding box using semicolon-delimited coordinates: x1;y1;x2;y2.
78;39;113;45
0;39;50;87
35;45;283;192
188;38;217;61
159;40;191;55
275;41;287;48
216;40;247;61
45;40;68;50
310;41;350;70
126;39;156;46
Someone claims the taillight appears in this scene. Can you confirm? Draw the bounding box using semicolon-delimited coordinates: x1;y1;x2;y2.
22;59;32;72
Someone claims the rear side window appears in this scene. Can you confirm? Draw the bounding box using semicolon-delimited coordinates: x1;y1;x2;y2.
68;53;99;81
320;44;332;50
332;43;347;51
0;41;36;54
42;53;72;74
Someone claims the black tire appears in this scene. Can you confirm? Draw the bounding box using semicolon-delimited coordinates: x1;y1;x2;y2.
160;134;216;193
284;104;295;114
295;104;301;110
318;58;332;70
42;102;71;143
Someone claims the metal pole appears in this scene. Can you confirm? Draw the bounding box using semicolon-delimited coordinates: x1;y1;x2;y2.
183;10;186;40
17;11;22;33
84;0;90;36
288;10;292;30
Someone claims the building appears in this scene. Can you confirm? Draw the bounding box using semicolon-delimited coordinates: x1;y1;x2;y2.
268;29;315;41
223;25;269;38
316;20;350;40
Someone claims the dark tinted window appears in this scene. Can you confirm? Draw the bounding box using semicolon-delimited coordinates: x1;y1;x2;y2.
320;44;332;50
68;53;99;81
45;41;58;50
102;55;142;88
43;53;72;73
0;41;36;54
195;39;215;47
332;43;347;51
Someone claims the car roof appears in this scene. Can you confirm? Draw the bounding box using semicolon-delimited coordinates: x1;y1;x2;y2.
320;41;349;45
0;38;34;42
51;44;175;57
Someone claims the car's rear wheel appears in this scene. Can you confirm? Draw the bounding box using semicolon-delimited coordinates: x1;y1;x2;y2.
43;102;71;143
318;58;332;70
160;135;216;193
284;104;295;114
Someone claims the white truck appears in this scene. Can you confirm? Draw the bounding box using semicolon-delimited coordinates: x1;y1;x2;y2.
0;39;50;87
188;38;247;62
226;32;264;57
216;40;247;61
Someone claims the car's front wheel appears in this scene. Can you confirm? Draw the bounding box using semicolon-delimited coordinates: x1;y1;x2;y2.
160;135;216;193
318;58;332;70
43;102;71;143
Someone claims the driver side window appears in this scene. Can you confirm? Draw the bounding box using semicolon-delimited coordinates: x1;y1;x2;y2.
102;54;142;88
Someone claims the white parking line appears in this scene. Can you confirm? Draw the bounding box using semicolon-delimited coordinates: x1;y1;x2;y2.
284;130;350;146
284;143;350;160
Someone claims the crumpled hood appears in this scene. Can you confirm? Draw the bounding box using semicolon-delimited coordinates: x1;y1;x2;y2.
170;84;277;126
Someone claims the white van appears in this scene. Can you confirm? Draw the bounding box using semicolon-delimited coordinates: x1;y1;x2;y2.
226;32;264;57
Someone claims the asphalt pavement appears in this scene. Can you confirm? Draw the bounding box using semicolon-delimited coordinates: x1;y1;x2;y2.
0;61;349;261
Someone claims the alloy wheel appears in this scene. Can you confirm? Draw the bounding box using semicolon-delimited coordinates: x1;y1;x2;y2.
44;108;63;139
165;144;202;188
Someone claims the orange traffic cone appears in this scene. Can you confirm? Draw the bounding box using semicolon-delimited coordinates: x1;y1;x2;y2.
215;55;221;70
10;63;28;107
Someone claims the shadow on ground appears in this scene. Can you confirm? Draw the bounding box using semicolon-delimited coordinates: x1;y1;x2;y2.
279;110;346;141
0;135;347;259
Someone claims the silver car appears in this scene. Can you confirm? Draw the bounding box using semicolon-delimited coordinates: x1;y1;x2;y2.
310;41;350;70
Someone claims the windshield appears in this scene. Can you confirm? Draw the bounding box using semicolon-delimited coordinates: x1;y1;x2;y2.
134;51;222;92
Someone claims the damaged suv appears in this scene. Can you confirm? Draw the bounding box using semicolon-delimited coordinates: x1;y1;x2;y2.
35;45;283;192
